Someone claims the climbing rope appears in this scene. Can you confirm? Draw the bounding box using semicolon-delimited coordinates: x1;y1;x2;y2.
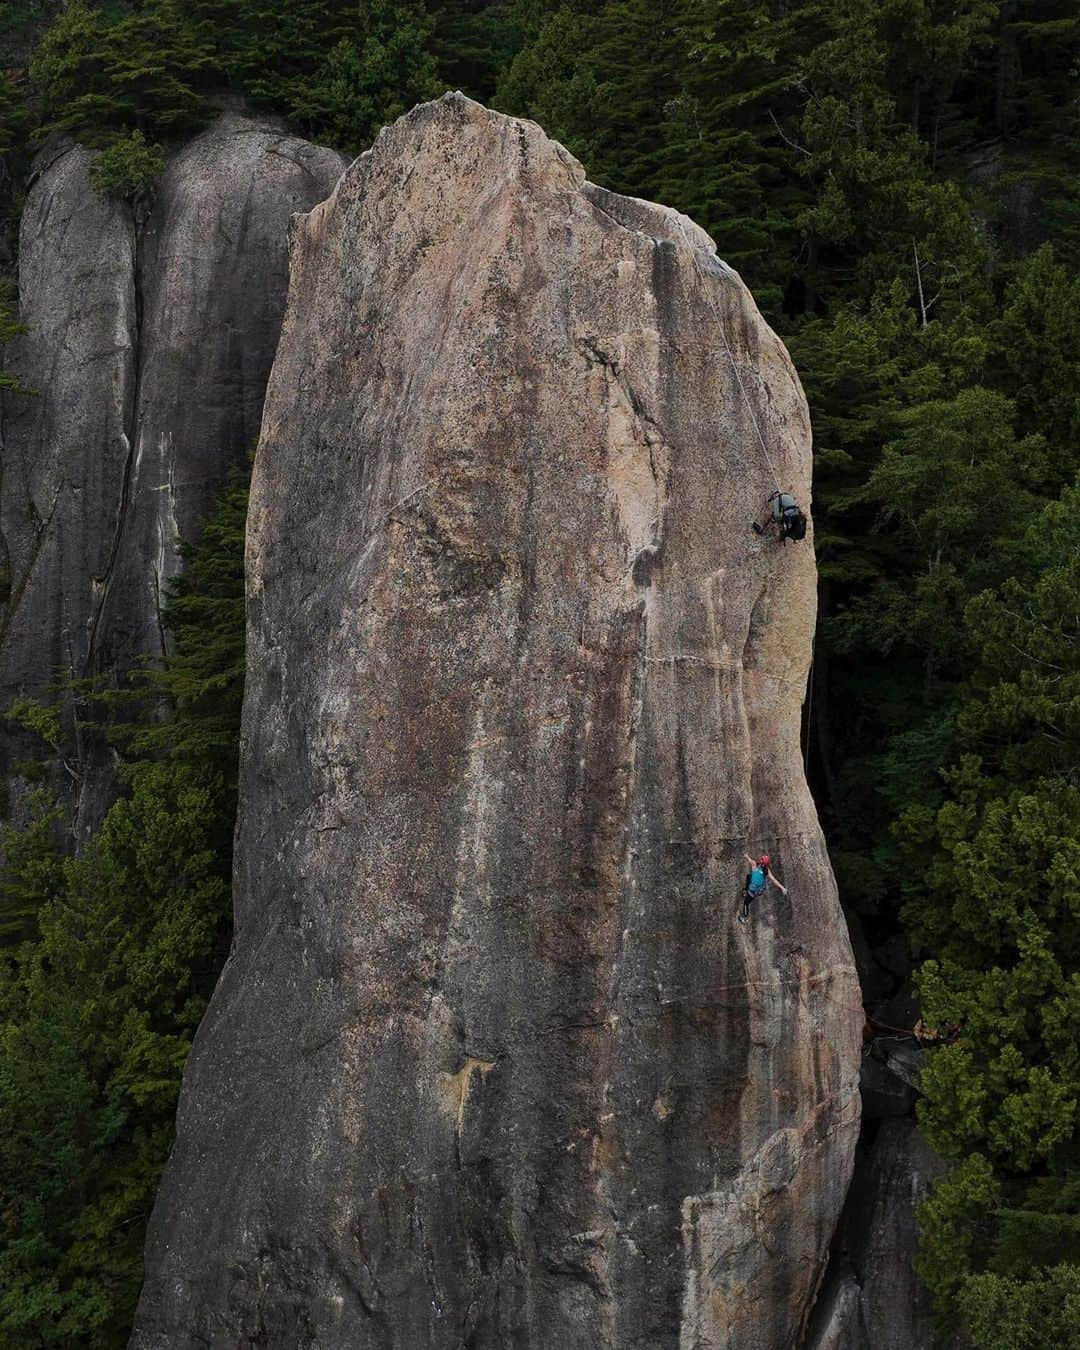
674;217;786;494
670;222;830;926
804;655;815;773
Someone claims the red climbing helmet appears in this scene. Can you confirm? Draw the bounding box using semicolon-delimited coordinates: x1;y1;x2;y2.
759;853;771;868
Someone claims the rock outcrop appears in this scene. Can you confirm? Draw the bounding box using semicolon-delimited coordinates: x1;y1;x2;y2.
860;1038;923;1119
806;1118;947;1350
133;94;862;1349
0;140;135;806
0;114;346;834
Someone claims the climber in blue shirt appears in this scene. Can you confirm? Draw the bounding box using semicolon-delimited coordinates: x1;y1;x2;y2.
738;852;788;923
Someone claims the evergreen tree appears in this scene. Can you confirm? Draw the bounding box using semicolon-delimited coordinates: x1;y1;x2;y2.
0;793;62;946
427;0;522;99
0;765;230;1346
117;470;248;795
30;0;216;143
0;477;246;1346
28;0;443;156
204;0;442;151
899;490;1080;1332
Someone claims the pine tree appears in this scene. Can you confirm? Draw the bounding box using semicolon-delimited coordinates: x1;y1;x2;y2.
899;490;1080;1332
428;0;522;99
30;0;217;143
0;477;246;1345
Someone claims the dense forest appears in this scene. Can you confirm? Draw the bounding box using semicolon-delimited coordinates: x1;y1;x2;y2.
0;0;1078;1344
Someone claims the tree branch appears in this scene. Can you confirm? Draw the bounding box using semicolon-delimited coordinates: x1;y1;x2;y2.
768;108;810;156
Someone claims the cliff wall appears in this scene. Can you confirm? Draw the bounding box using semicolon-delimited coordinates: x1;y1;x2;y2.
0;114;346;833
133;94;862;1349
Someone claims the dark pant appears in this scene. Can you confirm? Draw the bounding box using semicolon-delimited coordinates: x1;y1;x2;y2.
741;878;764;918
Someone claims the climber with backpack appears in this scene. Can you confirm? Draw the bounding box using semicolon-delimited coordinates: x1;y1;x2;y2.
738;852;788;923
753;490;807;543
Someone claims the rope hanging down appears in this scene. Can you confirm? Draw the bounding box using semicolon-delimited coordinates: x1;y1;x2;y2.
674;218;786;493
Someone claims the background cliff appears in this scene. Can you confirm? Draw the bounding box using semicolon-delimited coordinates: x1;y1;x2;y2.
0;113;345;836
132;93;862;1350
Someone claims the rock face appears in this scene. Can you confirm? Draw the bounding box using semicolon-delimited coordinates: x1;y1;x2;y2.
0;140;136;811
133;94;862;1350
806;1118;946;1350
860;1038;923;1119
805;1271;864;1350
0;114;346;833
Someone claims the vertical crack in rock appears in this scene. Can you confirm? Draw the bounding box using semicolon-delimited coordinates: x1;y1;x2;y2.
805;1117;947;1350
0;117;346;833
132;94;861;1350
84;210;142;677
0;142;138;828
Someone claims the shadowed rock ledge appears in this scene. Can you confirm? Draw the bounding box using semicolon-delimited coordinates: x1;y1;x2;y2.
132;93;862;1350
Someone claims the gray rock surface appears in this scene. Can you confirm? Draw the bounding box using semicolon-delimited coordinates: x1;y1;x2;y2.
133;94;862;1350
806;1117;947;1349
0;143;137;812
861;1054;917;1119
94;116;348;687
0;115;346;834
881;1040;924;1090
805;1269;863;1350
861;1039;924;1119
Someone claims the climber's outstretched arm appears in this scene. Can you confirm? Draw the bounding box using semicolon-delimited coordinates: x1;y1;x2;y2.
766;867;788;895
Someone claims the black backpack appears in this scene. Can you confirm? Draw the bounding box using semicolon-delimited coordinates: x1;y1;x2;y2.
782;504;807;541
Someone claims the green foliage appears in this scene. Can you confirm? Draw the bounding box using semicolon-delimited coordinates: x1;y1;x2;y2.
995;244;1080;457
496;0;809;304
27;0;442;156
0;0;53;49
428;0;520;98
915;1151;1000;1314
0;793;62;946
0;763;229;1346
0;477;246;1346
0;296;28;391
7;697;63;752
989;1177;1080;1278
30;0;216;143
116;469;248;794
957;1266;1080;1350
216;0;442;151
901;491;1080;1333
0;68;28;160
88;129;164;203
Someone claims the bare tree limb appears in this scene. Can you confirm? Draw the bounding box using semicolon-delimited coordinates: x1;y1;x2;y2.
913;237;928;326
768;108;810;156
